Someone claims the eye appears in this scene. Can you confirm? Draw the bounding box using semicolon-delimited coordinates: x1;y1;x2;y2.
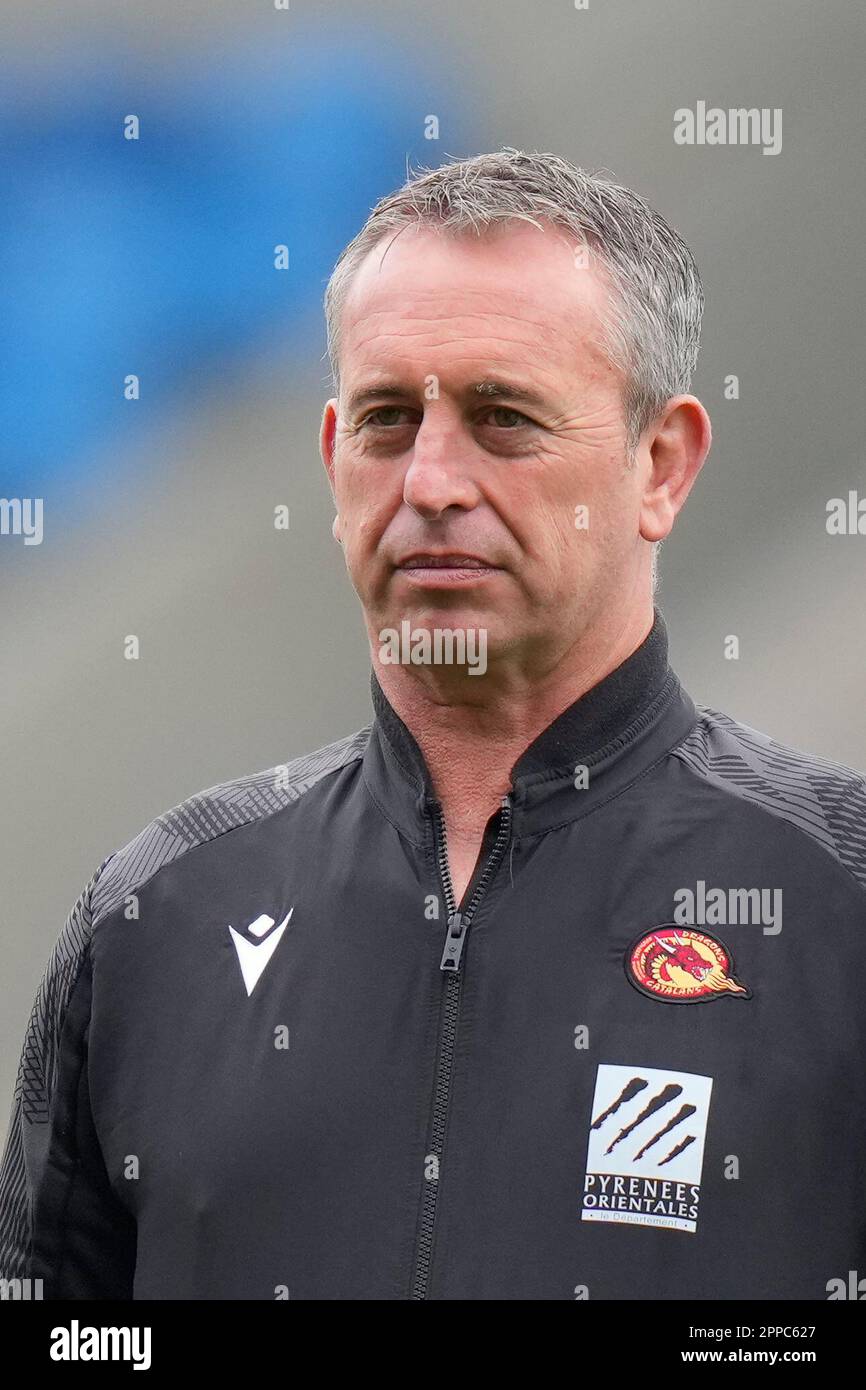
362;406;412;428
484;406;533;428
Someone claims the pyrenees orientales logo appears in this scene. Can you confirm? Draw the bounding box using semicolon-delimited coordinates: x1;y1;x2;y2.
582;1064;714;1233
626;925;751;1003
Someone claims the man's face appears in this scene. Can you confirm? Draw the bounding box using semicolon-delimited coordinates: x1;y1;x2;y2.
321;220;652;674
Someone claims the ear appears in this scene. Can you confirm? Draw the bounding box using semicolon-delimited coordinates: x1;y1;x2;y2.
639;395;712;543
319;398;339;494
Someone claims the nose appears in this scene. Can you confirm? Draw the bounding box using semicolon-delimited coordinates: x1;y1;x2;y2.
403;420;480;520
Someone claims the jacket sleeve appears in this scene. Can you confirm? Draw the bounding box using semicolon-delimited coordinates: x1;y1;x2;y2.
0;858;137;1298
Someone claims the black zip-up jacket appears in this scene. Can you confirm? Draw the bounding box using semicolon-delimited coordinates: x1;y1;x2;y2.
2;610;865;1300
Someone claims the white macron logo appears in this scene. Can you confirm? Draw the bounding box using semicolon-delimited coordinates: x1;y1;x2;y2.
229;909;293;996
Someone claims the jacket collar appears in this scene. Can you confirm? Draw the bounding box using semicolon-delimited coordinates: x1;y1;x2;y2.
362;607;697;845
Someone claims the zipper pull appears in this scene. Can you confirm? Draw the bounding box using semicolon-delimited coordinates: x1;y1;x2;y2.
440;911;468;973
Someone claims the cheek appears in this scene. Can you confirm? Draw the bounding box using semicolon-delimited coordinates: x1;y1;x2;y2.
333;448;364;510
337;460;396;544
536;470;634;578
344;501;407;578
501;458;606;563
565;447;638;532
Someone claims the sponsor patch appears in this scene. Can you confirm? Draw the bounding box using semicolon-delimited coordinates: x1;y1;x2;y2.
626;925;751;1003
582;1063;714;1233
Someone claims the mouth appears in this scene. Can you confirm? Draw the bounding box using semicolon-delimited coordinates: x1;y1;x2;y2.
395;553;502;586
398;553;498;570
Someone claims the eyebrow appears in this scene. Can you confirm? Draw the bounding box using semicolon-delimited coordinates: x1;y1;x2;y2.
345;379;552;416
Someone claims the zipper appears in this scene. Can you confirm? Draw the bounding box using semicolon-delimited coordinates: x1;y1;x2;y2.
410;792;513;1300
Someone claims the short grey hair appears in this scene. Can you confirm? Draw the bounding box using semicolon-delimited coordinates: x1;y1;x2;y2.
323;146;705;463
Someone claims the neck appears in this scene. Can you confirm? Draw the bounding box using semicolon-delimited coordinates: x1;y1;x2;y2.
370;601;655;845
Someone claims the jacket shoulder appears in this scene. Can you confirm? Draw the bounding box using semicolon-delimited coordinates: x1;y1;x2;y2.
0;855;113;1280
90;724;372;929
671;705;866;891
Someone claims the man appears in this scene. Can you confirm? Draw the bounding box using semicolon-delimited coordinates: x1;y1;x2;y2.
2;148;865;1301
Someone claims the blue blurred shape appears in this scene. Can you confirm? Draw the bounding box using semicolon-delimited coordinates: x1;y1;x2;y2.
0;28;470;497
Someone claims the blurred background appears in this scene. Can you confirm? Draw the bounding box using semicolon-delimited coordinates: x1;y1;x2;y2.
1;0;864;1105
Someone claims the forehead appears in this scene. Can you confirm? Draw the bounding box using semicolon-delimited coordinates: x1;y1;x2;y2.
339;221;617;385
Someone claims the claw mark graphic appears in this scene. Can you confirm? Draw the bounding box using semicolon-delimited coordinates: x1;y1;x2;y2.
658;1134;697;1166
605;1083;683;1154
590;1076;648;1130
633;1103;696;1160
